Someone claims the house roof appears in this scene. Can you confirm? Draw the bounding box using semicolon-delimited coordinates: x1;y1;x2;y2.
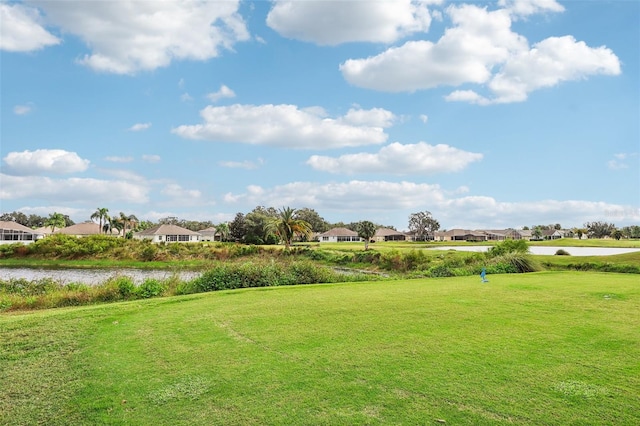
0;221;38;233
135;224;201;236
55;222;106;235
198;227;218;236
33;226;53;234
374;228;406;237
318;227;358;237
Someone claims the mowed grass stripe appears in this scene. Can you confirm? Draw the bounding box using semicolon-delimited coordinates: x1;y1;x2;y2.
1;271;639;425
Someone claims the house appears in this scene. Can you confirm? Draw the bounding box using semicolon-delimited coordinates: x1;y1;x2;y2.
434;229;488;242
317;227;362;243
515;229;533;240
133;224;201;243
199;227;220;242
55;221;117;236
0;221;44;244
542;229;563;240
373;228;409;242
405;230;436;242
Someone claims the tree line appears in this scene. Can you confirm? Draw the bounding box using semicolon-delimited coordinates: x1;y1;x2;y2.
3;208;637;243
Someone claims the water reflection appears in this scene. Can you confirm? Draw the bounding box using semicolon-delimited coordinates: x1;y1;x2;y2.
0;268;202;285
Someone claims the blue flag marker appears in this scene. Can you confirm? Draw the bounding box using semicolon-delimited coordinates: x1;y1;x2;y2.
480;267;489;283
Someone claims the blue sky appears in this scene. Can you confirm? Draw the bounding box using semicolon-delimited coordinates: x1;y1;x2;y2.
1;0;638;231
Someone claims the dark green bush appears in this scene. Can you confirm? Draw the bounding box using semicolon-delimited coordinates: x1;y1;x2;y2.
555;249;571;256
115;276;136;298
140;244;158;261
486;239;529;258
136;278;166;298
428;265;455;277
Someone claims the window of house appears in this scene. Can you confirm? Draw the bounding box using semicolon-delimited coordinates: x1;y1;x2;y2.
178;235;189;242
166;235;178;242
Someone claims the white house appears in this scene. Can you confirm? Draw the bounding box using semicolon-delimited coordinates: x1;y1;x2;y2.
133;224;201;243
0;221;44;244
317;227;362;243
199;227;220;242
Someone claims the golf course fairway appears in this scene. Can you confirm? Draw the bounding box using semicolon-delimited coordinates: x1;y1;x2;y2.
2;271;638;425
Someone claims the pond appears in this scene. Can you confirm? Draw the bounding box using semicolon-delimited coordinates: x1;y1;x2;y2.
0;268;202;285
427;246;640;256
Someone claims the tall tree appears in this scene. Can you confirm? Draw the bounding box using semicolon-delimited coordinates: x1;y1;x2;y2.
294;208;330;233
91;207;110;234
357;220;377;250
532;226;543;240
136;220;155;232
229;213;247;242
245;206;279;244
44;212;66;233
268;207;313;249
0;211;29;225
27;214;47;228
584;221;616;239
408;211;440;241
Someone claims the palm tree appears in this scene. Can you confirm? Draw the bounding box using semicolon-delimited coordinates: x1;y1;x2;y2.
357;220;377;250
216;222;230;242
44;212;66;233
91;207;110;234
267;207;313;249
111;215;125;236
127;214;139;234
115;212;138;237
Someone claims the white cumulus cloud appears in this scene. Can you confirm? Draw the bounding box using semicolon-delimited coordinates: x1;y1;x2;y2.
207;85;236;102
483;36;621;104
340;5;526;92
0;173;149;204
26;0;249;74
172;104;394;149
0;3;60;52
224;180;446;212
498;0;564;18
341;3;621;104
161;183;201;199
307;142;483;175
2;149;90;176
266;0;437;45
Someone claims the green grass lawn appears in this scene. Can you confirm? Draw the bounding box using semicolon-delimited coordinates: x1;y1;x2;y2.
2;272;639;425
